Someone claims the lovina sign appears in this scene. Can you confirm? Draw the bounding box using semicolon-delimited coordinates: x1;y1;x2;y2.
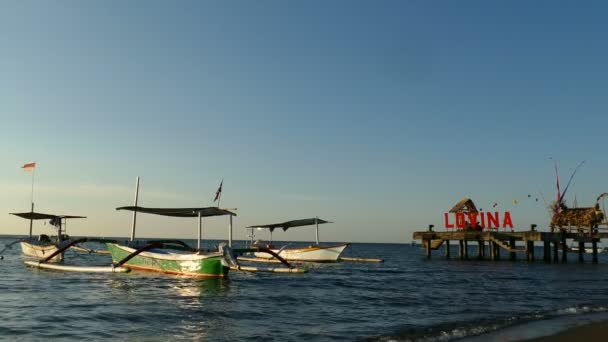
443;211;513;230
444;198;514;230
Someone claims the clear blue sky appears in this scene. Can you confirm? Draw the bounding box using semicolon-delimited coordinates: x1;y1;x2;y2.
2;1;607;242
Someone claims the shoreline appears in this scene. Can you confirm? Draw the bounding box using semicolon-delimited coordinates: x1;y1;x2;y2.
525;320;608;341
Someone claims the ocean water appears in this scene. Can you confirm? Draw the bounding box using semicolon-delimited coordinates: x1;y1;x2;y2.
2;237;608;341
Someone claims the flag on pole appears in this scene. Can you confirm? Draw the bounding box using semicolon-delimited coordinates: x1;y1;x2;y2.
22;162;36;171
213;180;223;202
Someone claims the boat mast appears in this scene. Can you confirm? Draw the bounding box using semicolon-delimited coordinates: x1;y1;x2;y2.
229;214;233;247
197;211;202;251
29;203;34;239
130;176;140;241
57;218;62;242
29;167;35;239
315;216;319;245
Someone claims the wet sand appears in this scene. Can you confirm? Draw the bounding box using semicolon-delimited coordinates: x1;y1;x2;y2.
527;320;608;341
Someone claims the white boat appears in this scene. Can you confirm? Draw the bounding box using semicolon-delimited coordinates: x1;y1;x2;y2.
248;217;349;262
255;243;348;262
9;211;86;262
20;239;63;262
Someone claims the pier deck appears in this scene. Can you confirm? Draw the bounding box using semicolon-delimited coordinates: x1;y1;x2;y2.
412;230;608;263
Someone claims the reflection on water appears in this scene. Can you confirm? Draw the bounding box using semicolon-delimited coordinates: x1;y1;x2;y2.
171;278;228;298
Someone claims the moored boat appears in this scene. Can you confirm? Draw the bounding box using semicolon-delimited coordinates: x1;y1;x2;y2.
110;205;237;278
9;211;86;262
105;243;228;278
248;217;349;262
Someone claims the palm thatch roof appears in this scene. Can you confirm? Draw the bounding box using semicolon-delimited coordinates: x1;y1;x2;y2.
449;198;478;213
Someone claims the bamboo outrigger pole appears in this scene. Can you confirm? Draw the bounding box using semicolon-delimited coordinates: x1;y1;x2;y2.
130;176;140;241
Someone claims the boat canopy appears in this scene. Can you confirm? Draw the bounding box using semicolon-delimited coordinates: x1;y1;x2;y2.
116;206;236;218
10;212;86;220
247;218;330;232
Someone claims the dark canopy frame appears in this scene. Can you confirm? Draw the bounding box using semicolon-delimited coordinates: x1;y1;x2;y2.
247;218;330;232
247;217;331;245
116;206;236;250
10;212;86;240
116;206;236;218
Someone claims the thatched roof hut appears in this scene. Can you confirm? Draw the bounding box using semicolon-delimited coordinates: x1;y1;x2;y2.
449;198;478;213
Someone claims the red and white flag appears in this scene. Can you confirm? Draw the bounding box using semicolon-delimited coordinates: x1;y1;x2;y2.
21;162;36;171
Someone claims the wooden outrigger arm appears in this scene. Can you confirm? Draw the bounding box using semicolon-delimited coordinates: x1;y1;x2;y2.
39;238;118;264
233;246;293;268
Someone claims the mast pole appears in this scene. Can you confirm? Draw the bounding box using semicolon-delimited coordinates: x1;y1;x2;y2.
58;218;62;242
197;211;202;251
228;214;233;248
130;176;140;241
29;168;35;239
315;216;319;245
29;202;34;239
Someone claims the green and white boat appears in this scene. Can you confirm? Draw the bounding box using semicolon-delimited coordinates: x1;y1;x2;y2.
109;205;237;278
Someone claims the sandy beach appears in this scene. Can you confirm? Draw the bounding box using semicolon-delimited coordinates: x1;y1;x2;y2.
527;320;608;341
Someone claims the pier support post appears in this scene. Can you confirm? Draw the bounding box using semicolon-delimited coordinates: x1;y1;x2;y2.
526;241;534;261
561;237;568;263
464;240;469;259
592;239;598;264
445;241;450;259
459;240;464;259
490;241;496;261
553;241;559;262
510;238;516;261
529;241;534;261
578;241;585;263
477;240;483;260
425;239;431;259
543;241;551;263
495;242;500;260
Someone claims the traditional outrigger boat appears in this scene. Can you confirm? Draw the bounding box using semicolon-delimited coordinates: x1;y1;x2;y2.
247;217;349;262
108;205;309;276
8;211;86;262
108;205;238;278
21;178;307;275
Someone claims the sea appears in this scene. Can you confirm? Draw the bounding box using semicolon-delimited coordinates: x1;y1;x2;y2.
2;236;608;341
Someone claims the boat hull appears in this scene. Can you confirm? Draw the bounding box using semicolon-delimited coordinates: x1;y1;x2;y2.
20;241;63;262
106;243;229;278
254;243;348;262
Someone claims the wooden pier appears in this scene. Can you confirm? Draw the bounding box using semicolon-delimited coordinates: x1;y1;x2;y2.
412;228;608;263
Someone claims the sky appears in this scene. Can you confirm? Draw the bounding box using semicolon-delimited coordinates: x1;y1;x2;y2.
1;1;608;243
